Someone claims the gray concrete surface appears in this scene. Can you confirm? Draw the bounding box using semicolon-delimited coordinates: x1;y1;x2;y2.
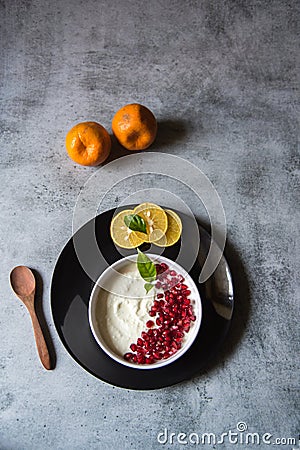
0;0;299;449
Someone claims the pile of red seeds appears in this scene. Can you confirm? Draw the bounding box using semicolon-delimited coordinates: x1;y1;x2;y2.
124;262;196;365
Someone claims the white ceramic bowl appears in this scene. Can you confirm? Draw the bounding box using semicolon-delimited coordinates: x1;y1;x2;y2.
89;254;202;369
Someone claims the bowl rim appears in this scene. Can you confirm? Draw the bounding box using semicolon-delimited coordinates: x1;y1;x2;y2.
88;253;202;370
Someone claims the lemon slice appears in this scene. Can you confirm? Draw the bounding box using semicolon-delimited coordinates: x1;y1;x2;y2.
110;209;146;249
132;203;168;243
155;209;182;247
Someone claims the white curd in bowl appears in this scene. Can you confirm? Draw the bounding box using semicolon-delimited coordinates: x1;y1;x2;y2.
95;263;155;355
89;254;202;369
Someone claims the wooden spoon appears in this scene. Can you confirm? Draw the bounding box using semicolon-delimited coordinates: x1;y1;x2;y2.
10;266;51;370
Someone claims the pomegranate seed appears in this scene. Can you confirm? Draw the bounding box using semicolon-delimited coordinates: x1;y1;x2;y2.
155;281;162;289
147;356;155;364
155;263;163;273
126;275;195;365
137;355;145;364
160;263;168;271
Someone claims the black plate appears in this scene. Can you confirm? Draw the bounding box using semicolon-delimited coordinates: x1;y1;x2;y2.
51;207;234;390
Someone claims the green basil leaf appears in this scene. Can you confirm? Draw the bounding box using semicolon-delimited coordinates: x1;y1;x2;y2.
137;249;157;283
124;214;147;234
144;283;154;294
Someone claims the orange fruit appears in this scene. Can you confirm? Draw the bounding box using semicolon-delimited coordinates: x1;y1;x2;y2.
66;121;111;166
112;103;157;151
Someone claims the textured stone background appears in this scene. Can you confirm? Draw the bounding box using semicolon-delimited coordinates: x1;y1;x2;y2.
0;0;299;449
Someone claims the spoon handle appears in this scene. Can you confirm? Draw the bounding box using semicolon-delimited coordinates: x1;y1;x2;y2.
28;306;51;370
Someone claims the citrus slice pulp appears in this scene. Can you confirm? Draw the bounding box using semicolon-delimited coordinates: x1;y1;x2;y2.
132;203;168;243
155;209;182;247
110;209;146;249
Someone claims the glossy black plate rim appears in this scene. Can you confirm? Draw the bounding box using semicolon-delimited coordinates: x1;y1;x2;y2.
50;207;234;390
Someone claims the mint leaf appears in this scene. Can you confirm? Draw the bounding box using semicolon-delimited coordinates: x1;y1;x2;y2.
137;249;157;283
144;283;154;294
124;214;147;234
